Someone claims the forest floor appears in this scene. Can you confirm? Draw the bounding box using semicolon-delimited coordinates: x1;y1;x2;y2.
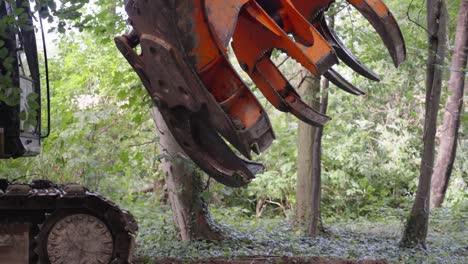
130;199;467;264
144;256;388;263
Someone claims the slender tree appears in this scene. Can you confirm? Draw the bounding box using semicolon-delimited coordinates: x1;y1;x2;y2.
401;0;448;248
150;106;224;241
431;0;468;208
297;14;335;235
296;70;321;224
308;77;329;236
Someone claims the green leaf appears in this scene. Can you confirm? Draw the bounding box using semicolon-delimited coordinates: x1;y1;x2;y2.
14;8;25;16
0;47;8;59
58;26;66;33
19;110;27;121
119;150;129;163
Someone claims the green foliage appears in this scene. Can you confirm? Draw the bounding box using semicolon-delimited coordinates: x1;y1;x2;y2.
245;112;299;212
0;3;21;107
32;0;126;44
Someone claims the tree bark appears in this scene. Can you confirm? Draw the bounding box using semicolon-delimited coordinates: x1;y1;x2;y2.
296;71;321;224
308;77;329;237
150;105;224;241
153;178;168;204
400;0;447;249
430;0;468;208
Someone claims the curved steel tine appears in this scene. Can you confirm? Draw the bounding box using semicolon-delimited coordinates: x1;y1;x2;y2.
121;33;264;187
346;0;406;67
324;68;366;95
157;105;261;187
253;56;332;127
318;15;381;81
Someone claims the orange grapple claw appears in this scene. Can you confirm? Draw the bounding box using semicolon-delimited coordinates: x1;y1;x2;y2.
184;0;275;159
117;0;266;187
231;0;335;126
118;0;406;187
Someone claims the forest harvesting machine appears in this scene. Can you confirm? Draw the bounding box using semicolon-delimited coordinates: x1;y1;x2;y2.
0;0;405;263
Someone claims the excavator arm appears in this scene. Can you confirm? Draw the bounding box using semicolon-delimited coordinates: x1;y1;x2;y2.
117;0;406;188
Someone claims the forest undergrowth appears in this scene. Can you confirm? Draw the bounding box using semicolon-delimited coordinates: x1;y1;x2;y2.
128;196;467;264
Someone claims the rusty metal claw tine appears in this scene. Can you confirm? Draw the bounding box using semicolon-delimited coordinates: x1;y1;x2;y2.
254;56;331;126
157;105;259;187
318;16;381;82
198;57;275;159
324;69;366;96
204;0;249;48
242;159;265;175
181;0;275;159
346;0;406;67
115;34;153;92
130;33;264;187
286;95;332;126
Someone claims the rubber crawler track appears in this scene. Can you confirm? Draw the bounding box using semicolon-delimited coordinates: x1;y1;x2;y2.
0;179;137;263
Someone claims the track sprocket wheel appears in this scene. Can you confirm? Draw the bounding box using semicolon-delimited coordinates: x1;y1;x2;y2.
36;210;115;264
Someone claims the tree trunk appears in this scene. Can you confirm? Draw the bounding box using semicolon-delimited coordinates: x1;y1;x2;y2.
308;77;329;237
150;105;224;241
296;71;321;224
400;0;447;249
431;0;468;208
153;178;168;204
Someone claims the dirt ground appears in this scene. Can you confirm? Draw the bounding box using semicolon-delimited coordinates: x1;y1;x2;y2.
142;256;388;263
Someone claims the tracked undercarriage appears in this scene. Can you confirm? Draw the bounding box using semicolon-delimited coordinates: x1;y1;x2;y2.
0;179;137;264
